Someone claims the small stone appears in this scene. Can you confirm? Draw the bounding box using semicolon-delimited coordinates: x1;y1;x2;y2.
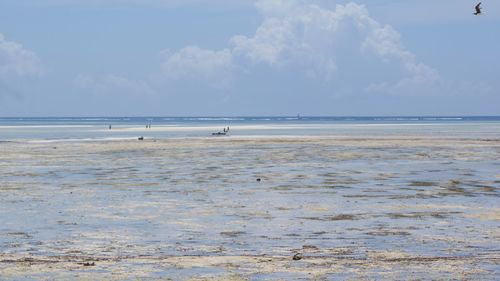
292;253;303;260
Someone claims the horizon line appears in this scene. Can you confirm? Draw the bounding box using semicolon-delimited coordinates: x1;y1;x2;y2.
1;115;500;118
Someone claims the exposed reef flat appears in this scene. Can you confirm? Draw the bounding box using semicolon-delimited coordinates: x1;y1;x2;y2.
1;136;499;280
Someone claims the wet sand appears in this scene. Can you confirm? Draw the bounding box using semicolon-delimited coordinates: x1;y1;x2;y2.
0;136;499;280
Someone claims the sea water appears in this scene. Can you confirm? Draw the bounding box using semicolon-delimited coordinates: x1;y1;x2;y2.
1;116;500;141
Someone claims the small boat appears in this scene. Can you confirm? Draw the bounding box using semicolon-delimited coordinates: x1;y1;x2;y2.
212;132;226;136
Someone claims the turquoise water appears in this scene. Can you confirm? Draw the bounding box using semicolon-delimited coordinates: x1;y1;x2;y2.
1;116;500;141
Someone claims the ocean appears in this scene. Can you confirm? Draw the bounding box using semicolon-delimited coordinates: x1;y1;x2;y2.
0;116;499;280
1;116;500;141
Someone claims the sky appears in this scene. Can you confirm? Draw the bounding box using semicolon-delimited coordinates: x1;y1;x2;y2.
0;0;499;116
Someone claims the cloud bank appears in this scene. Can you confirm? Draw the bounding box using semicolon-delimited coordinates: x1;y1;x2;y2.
0;33;42;76
160;0;438;93
161;47;233;84
0;33;43;99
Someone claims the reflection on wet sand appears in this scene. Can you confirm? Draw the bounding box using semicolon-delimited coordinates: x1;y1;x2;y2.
0;136;499;279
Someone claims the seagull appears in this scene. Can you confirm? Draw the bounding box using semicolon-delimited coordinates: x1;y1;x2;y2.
474;2;482;15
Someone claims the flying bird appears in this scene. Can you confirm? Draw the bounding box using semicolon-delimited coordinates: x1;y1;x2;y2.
474;2;482;15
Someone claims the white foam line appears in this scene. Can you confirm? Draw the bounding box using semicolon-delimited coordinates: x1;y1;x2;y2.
0;125;94;129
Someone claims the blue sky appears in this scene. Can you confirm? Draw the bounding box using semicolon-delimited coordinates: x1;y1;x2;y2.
0;0;499;116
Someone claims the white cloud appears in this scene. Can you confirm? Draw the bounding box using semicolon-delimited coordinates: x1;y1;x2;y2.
161;0;438;92
231;19;295;65
160;46;233;84
0;33;42;76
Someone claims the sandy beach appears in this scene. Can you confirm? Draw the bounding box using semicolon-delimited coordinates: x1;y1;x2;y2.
1;135;499;280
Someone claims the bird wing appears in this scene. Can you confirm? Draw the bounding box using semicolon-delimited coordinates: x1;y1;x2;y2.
475;2;482;12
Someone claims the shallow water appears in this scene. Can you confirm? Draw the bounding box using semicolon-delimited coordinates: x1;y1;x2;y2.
0;122;500;280
2;116;500;141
